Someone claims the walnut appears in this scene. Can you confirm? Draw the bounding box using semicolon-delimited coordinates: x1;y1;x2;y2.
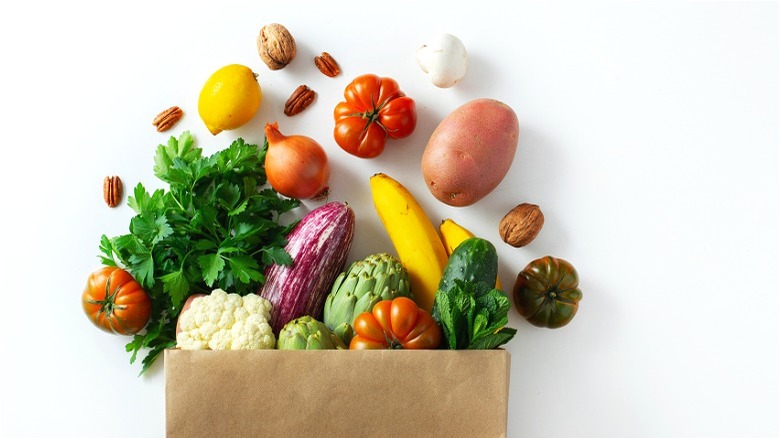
257;23;297;70
499;203;544;247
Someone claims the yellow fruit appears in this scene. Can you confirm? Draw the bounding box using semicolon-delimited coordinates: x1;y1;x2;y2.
439;218;502;290
370;173;449;312
198;64;262;135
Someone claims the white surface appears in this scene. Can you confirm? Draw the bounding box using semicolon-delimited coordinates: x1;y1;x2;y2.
0;1;778;437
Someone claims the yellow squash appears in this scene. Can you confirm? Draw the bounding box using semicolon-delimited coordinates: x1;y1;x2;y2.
369;173;448;312
439;218;502;290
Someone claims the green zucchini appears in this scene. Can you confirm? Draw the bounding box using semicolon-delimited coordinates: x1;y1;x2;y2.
437;237;498;293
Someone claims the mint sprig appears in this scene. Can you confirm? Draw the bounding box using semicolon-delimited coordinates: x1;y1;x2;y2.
433;279;517;350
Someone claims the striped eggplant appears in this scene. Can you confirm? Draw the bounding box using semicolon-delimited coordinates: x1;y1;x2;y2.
259;201;355;334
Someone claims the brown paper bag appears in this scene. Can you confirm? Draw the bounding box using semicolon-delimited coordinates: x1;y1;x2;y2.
165;349;510;437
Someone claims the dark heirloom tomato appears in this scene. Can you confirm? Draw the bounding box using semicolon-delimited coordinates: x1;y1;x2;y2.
82;267;152;335
333;73;416;158
513;256;583;328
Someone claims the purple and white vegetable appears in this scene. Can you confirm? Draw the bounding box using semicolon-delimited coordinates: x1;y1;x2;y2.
260;201;355;334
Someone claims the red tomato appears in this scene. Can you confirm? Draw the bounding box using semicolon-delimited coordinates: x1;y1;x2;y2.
82;267;152;335
350;297;441;350
333;73;417;158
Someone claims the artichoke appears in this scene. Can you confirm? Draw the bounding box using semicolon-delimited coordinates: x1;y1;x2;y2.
277;316;346;350
323;253;412;344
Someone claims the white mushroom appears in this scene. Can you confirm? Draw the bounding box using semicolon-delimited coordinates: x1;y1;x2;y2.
416;33;468;88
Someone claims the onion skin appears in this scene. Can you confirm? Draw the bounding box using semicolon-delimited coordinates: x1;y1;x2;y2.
264;122;330;199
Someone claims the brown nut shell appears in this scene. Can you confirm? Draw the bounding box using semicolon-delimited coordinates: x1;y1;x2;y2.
499;203;544;247
257;23;297;70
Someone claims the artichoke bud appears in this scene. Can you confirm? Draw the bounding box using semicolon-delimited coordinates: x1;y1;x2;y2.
332;323;353;345
323;253;412;345
277;316;345;350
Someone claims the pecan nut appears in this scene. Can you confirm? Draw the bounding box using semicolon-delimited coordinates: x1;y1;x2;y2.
103;176;123;208
314;52;341;77
152;106;184;132
284;85;316;116
499;203;544;247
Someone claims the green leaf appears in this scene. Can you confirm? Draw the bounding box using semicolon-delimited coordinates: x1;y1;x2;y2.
191;205;218;235
113;234;155;288
130;214;173;245
194;239;217;251
228;199;249;217
126;316;177;376
98;235;117;266
128;184;165;215
154;131;201;182
472;308;490;340
233;222;260;240
434;279;517;350
161;269;189;309
433;291;459;350
468;327;517;350
227;255;263;284
198;253;225;287
261;246;293;266
129;250;155;289
127;183;150;214
216;182;241;210
216;138;259;173
164;157;194;186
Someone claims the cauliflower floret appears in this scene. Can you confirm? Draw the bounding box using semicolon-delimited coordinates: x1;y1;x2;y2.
177;289;276;350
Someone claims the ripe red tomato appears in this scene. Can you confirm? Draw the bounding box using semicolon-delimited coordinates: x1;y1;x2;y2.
333;73;417;158
350;297;441;349
82;267;152;335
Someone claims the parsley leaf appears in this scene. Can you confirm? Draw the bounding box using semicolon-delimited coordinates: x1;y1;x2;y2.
100;131;299;374
98;235;118;267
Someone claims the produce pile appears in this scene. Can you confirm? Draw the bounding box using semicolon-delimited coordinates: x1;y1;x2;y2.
83;24;583;375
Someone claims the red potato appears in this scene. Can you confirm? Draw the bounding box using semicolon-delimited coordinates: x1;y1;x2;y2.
421;98;519;206
175;294;206;337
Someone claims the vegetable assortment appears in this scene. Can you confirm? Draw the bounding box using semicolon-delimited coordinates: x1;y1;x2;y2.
84;22;584;375
97;131;299;372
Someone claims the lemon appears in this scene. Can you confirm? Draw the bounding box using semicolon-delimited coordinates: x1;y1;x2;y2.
198;64;262;135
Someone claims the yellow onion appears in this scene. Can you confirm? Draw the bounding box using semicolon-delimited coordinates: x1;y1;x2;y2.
264;122;330;199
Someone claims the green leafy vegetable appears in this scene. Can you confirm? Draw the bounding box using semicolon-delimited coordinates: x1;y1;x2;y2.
99;131;300;374
433;279;517;350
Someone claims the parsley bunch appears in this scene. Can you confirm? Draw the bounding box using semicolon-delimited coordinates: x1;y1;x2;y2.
99;131;299;374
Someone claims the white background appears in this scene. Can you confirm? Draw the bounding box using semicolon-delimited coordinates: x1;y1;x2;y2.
0;1;777;437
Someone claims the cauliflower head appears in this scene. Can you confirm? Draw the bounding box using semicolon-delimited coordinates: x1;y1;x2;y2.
177;289;276;350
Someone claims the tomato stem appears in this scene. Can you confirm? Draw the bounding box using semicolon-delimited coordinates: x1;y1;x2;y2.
95;274;127;317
